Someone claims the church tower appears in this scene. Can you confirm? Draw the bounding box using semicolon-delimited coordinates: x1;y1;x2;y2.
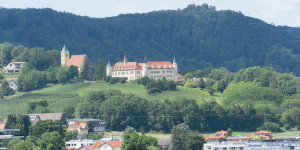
173;55;178;82
61;45;69;66
106;60;113;76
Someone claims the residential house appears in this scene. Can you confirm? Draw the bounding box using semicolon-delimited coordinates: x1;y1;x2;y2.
68;140;123;150
61;45;88;73
28;113;66;125
95;141;123;150
226;135;251;142
5;78;18;90
246;130;273;140
68;119;106;133
68;121;88;139
2;62;24;73
177;73;184;82
203;130;227;141
107;54;178;82
66;139;94;149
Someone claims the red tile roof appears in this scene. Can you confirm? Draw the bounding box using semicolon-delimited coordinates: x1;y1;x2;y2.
177;73;184;78
66;55;86;68
68;148;78;150
214;130;227;135
147;61;174;69
82;145;95;150
94;141;104;147
103;141;123;147
254;130;270;135
203;134;226;140
113;62;140;70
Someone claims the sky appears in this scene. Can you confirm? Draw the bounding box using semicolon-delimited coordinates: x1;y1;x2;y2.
0;0;299;27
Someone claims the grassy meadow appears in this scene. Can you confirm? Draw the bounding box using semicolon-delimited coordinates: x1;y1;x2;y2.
0;82;222;118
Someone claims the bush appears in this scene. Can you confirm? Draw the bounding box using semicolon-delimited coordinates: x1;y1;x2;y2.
109;77;119;84
259;121;282;132
148;88;161;94
184;82;197;88
284;124;291;130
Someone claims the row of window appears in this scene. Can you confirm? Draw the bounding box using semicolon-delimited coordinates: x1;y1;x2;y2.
149;70;174;74
150;75;173;78
112;71;135;75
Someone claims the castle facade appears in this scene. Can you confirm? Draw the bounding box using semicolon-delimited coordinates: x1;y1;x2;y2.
106;55;178;82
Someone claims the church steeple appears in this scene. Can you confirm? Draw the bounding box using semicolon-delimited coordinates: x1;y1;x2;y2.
124;53;127;65
173;55;176;64
61;45;70;66
107;60;111;67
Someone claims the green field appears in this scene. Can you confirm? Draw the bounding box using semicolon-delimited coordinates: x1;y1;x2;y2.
0;82;222;118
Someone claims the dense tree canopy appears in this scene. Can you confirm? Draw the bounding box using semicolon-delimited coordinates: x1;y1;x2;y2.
1;4;300;75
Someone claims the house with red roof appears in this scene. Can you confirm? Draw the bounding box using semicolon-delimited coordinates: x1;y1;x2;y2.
203;130;227;141
246;130;274;140
68;121;88;138
61;45;89;74
106;54;178;82
76;141;123;150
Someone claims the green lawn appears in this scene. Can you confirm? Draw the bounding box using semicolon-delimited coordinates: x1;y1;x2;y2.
0;82;222;118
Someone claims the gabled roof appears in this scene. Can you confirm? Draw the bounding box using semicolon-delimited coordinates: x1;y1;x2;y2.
62;45;69;52
80;145;95;150
71;121;87;130
113;62;140;70
28;113;64;121
147;61;174;69
203;134;226;140
102;141;123;148
214;130;227;135
177;73;184;78
66;55;86;68
254;130;270;135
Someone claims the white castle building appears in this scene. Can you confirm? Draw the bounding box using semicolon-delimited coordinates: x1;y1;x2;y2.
106;55;178;82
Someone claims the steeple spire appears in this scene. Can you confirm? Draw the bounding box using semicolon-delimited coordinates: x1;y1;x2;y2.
61;45;69;52
107;60;111;67
124;53;127;65
173;54;176;64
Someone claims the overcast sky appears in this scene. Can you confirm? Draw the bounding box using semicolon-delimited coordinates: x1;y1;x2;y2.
0;0;299;27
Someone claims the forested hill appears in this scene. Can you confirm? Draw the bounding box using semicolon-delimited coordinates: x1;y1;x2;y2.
1;4;300;75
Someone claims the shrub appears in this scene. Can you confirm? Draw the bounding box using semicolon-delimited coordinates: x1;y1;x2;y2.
148;88;161;94
184;82;197;88
258;121;282;132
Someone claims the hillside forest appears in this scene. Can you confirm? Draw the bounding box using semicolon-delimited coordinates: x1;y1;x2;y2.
0;4;300;75
1;42;300;134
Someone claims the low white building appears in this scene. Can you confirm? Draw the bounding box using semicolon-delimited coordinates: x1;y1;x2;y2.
204;140;300;150
66;139;94;149
2;62;24;73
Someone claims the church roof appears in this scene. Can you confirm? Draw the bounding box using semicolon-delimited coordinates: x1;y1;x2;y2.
66;55;86;68
61;45;69;52
147;61;174;69
113;62;140;70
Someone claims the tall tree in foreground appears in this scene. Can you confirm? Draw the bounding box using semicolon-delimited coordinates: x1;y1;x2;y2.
93;58;106;80
80;57;93;80
1;79;15;96
171;123;205;150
